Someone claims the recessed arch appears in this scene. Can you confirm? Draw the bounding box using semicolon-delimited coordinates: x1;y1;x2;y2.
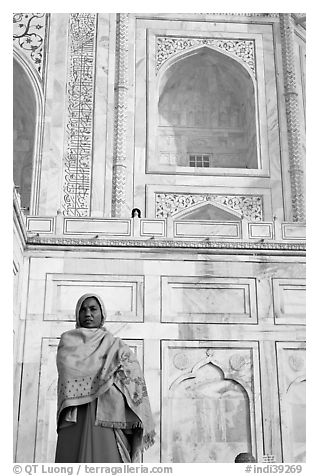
168;360;253;463
13;47;44;214
155;45;259;171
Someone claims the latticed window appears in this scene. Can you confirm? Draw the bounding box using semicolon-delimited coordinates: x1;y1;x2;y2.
189;154;211;167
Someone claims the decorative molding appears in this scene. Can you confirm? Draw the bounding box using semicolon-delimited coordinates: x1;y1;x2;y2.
62;13;97;217
13;187;28;246
13;13;47;79
156;36;256;76
112;13;129;217
279;14;305;222
155;193;263;221
201;13;279;17
26;236;306;253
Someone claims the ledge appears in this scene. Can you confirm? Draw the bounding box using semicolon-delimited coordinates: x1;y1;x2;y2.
26;236;305;255
25;215;306;244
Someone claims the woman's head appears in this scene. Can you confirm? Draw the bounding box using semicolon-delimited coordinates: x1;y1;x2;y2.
75;294;106;328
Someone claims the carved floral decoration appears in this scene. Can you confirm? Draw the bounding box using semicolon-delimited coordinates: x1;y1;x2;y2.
156;36;256;76
13;13;47;78
155;193;263;221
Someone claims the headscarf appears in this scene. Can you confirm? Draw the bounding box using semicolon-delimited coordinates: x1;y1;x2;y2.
56;294;155;460
75;293;106;328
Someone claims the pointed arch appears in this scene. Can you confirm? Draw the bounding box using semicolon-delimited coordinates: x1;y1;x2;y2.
154;45;259;171
13;47;44;214
168;357;254;463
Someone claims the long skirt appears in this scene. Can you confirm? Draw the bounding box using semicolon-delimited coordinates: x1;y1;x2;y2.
55;400;124;463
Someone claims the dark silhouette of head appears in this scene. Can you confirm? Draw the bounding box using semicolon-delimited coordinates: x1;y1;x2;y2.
234;452;256;463
131;208;141;218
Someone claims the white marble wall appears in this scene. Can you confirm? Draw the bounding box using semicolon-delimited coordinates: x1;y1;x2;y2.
38;14;69;215
132;16;285;221
15;248;305;463
31;14;305;221
13;12;306;465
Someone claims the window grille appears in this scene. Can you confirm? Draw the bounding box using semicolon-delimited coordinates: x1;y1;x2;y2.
189;154;211;167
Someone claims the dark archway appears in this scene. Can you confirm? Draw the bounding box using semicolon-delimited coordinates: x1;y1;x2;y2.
157;47;258;169
13;57;37;211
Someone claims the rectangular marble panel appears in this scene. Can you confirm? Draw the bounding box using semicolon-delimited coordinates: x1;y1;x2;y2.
34;337;144;463
43;274;144;322
64;218;131;235
161;276;257;323
26;217;55;233
140;219;166;236
276;342;306;463
273;279;305;324
248;222;273;239
174;221;241;238
281;223;306;240
161;340;262;463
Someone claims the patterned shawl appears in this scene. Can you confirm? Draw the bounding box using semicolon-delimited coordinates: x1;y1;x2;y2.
56;294;155;458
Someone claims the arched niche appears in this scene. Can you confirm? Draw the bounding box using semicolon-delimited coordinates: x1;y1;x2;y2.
284;378;306;462
168;362;252;463
13;52;43;213
156;46;259;170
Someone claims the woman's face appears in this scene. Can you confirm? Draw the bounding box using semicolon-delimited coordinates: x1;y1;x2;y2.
78;297;102;328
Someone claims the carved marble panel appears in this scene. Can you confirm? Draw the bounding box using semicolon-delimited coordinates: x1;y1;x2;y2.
161;341;262;463
248;222;273;239
276;343;306;462
34;337;144;462
155;193;264;221
174;221;241;239
43;274;144;322
26;217;55;233
64;218;131;236
272;279;305;324
161;277;257;323
140;219;166;237
156;36;256;76
281;223;306;240
62;14;97;217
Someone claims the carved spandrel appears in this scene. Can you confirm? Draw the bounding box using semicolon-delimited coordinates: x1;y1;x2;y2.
156;37;256;76
13;13;47;78
168;347;254;398
155;193;263;221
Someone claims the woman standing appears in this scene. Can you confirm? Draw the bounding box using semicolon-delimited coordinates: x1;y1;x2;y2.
55;293;155;463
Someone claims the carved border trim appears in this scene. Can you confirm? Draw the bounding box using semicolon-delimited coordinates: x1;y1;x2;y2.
112;13;129;217
196;13;280;17
62;13;97;217
156;36;256;76
26;236;305;252
13;13;48;80
279;14;305;222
